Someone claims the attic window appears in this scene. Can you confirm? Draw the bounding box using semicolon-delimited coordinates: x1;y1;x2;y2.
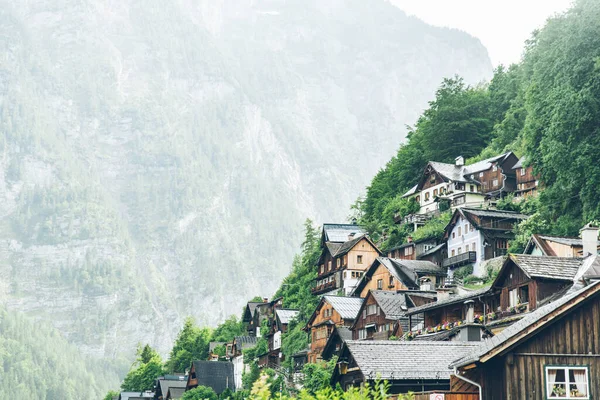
545;366;589;399
377;279;383;290
357;255;363;264
521;168;526;176
493;165;498;172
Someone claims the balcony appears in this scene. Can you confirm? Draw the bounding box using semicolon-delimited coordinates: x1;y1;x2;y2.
311;280;337;295
442;251;477;268
395;210;440;225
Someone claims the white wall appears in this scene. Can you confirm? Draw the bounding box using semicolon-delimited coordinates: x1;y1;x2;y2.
233;355;245;390
446;215;485;276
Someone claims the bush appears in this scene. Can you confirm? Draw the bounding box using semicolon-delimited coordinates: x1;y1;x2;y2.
182;386;218;400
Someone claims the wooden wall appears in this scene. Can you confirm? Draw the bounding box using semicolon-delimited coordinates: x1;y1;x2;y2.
358;264;409;298
352;292;395;339
414;393;479;400
346;238;380;271
308;303;346;363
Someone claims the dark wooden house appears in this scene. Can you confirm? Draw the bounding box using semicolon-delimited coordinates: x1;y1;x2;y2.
387;237;438;260
512;156;540;199
450;281;600;399
304;296;363;363
321;326;353;361
331;341;479;394
153;375;187;400
186;361;235;394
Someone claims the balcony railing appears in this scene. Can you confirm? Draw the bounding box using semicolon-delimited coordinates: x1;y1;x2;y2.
395;210;440;225
442;251;477;268
311;281;337;294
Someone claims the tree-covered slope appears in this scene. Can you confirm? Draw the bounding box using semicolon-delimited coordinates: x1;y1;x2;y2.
0;0;492;365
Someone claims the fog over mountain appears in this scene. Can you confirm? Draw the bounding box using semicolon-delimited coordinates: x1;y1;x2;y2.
0;0;491;391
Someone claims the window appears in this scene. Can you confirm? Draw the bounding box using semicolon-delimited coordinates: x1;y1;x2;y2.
464;224;468;234
433;189;438;197
424;192;430;201
377;279;383;290
357;255;363;264
521;168;526;176
451;249;455;257
497;239;508;249
470;185;475;192
519;285;530;305
479;172;484;177
389;276;394;286
470;224;474;232
471;243;476;251
545;366;589;399
358;329;367;340
452;232;456;239
404;247;413;256
492;164;498;172
337;258;341;268
458;247;462;254
344;255;347;265
458;227;462;236
493;178;499;187
415;195;420;203
470;174;475;179
328;261;332;271
320;265;324;274
366;304;378;315
509;289;518;308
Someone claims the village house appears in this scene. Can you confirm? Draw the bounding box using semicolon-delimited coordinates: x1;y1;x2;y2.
443;207;528;277
118;392;154;400
330;341;480;394
386;237;438;260
304;296;364;363
351;257;447;298
314;233;382;296
186;360;235;394
321;326;353;361
449;280;600;399
258;309;299;369
350;290;435;340
512;156;540;199
165;387;185;400
153;375;187;400
524;234;600;257
242;301;263;337
405;254;586;340
399;152;519;225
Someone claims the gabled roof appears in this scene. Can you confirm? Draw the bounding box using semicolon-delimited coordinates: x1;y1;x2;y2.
158;379;187;400
506;254;583;281
333;235;381;258
119;393;153;400
275;309;299;325
335;341;480;381
189;361;235;393
321;326;354;360
463;152;516;175
324;296;364;319
451;281;600;368
444;207;528;240
242;302;264;322
417;243;445;259
234;336;258;349
166;387;185;399
401;184;418;198
370;290;409;319
405;287;491;316
512;156;526;169
460;207;529;220
322;223;366;243
524;234;600;256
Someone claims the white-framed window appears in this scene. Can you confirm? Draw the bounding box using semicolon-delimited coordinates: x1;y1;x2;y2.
545;365;589;399
404;247;413;256
358;329;367;340
521;168;526;176
458;247;462;254
492;165;498;172
366;304;378;315
458;226;462;236
509;289;518;308
493;178;499;187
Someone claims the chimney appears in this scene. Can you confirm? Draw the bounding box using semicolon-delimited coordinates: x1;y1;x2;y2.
263;297;269;303
464;300;475;324
407;236;413;243
580;222;599;257
348;232;356;241
436;287;453;300
455;156;464;166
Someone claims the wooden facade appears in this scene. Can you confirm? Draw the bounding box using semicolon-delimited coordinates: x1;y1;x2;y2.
387;239;437;260
351;292;397;340
356;262;410;298
514;162;539;199
454;283;600;399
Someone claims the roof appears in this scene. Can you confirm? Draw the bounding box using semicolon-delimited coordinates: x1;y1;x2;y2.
322;224;366;243
512;156;525;169
401;184;418;198
159;379;187;399
234;336;258;349
417;243;445;259
276;309;299;325
190;361;235;393
338;341;480;381
387;238;436;252
333;234;369;257
406;287;491;316
394;259;447;275
321;326;354;360
370;291;409;319
324;296;364;320
463;152;514;175
325;242;343;256
166;387;185;399
451;281;600;368
119;393;153;400
461;207;529;220
508;254;583;281
243;302;263;322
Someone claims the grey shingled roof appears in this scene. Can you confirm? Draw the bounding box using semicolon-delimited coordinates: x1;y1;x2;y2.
343;341;480;380
167;387;185;399
119;393;153;400
191;361;235;393
429;161;467;182
326;242;343;256
336;326;353;341
406;287;491;316
462;207;529;220
324;296;364;320
333;234;368;257
393;259;447;275
234;336;258;349
371;291;409;319
512;156;525;169
276;309;299;325
401;184;418;198
451;281;600;368
159;379;187;399
511;254;583;281
417;243;445;258
323;224;366;243
463;152;513;174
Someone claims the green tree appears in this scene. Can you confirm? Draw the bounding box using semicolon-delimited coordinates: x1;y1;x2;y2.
166;317;212;373
212;316;245;343
121;344;165;392
181;385;218;400
103;391;119;400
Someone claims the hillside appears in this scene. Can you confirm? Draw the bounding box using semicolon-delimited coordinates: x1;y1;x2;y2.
0;0;491;367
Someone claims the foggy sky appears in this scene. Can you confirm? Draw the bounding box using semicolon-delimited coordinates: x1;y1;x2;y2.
390;0;574;66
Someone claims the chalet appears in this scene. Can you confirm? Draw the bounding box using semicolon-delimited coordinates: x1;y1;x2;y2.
314;234;382;296
321;326;353;361
443;208;528;277
242;301;263;336
259;309;299;369
449;280;600;400
186;361;235;394
351;290;435;340
512;156;539;199
386;237;438;260
405;254;585;339
226;336;258;360
304;296;364;363
525;234;600;257
153;375;187;400
331;341;480;394
400;152;519;222
417;242;447;266
351;257;447;298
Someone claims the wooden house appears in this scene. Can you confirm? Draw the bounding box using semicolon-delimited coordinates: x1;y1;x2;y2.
352;257;446;298
259;309;299;369
165;387;185;400
405;254;585;339
331;341;480;394
351;290;435;340
304;296;364;363
400;152;519;220
242;301;264;336
449;281;600;399
226;336;258;359
186;360;235;394
443;208;528;276
512;156;540;199
387;237;438;260
321;326;353;361
314;234;382;296
118;392;154;400
524;234;600;258
153;375;187;400
417;243;447;266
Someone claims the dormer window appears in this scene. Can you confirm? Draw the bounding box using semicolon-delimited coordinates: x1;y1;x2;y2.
492;165;498;172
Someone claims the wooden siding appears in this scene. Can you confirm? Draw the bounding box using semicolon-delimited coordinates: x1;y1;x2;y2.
346;238;380;271
424;302;484;328
422;168;447;190
414;393;479;400
308;303;347;363
352;292;396;339
476;292;600;399
358;263;409;298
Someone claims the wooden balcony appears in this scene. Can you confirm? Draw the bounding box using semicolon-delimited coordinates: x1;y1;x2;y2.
443;251;477;268
311;280;337;295
395;210;440;225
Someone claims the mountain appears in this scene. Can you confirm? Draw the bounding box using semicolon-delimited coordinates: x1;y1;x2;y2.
0;0;492;366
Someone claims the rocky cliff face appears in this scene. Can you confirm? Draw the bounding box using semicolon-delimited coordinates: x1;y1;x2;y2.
0;0;492;363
